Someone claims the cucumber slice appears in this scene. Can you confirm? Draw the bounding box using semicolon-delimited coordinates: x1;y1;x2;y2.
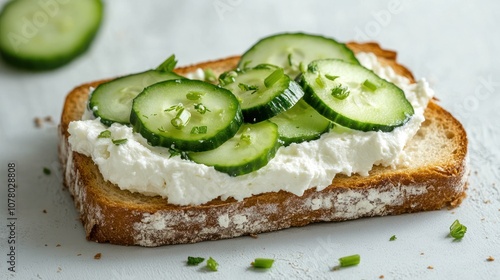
90;70;183;126
188;121;280;177
0;0;103;70
219;65;304;123
270;100;332;146
238;33;359;77
299;59;414;132
131;79;243;152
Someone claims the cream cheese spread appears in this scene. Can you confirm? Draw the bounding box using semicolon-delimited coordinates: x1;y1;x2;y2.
68;52;434;205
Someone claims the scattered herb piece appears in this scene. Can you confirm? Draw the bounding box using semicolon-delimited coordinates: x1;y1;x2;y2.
171;108;191;129
287;53;293;67
206;257;218;271
168;147;181;158
43;167;51;175
331;85;350;100
315;75;325;88
238;83;259;93
187;256;205;266
242;60;252;69
165;103;184;112
219;71;237;86
156;54;177;72
97;130;111;139
112;138;128;146
307;64;318;73
362;79;378;92
186;91;204;100
449;219;467;239
338;254;360;267
325;74;339;81
389;235;397;241
264;68;284;88
299;62;306;73
251;258;274;269
194;103;210;114
191;126;208;135
204;69;217;83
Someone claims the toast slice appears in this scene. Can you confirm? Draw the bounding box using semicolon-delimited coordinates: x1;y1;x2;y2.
58;42;468;247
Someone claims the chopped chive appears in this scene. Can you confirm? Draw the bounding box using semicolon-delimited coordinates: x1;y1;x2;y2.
362;79;378;92
315;75;325;88
187;256;205;266
43;167;51;175
171;108;191;129
238;83;259;93
299;62;306;73
155;54;177;72
389;235;397;241
331;85;350;100
190;126;208;134
307;64;318;73
168;147;181;158
242;60;252;69
287;53;293;67
194;103;210;114
165;103;184;112
97;130;111;139
252;258;274;269
338;254;360;267
219;71;237;86
206;257;218;271
449;219;467;239
112;138;128;146
203;68;217;83
142;115;149;119
186;91;204;100
264;68;284;88
325;74;339;81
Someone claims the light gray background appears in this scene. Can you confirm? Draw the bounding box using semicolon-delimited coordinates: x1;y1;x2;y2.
1;0;499;279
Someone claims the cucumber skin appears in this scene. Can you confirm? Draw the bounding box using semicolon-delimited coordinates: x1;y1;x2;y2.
0;0;103;70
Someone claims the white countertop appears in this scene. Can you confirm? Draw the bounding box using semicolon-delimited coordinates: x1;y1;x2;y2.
1;0;499;279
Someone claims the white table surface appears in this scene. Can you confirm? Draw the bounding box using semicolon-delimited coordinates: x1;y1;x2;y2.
1;0;499;279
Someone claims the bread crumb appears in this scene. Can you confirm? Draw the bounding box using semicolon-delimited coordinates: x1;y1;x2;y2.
427;266;434;269
43;209;47;213
487;256;495;262
57;267;62;273
44;244;47;247
94;253;102;260
379;275;385;279
77;253;82;256
484;200;491;204
56;244;61;247
34;117;43;128
420;252;424;255
481;217;486;221
249;233;258;239
34;116;54;128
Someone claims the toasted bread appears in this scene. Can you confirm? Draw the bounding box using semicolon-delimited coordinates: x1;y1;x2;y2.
58;42;468;246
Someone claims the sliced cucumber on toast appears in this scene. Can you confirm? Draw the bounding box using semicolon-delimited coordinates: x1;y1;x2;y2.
238;33;359;77
0;0;103;70
299;59;414;132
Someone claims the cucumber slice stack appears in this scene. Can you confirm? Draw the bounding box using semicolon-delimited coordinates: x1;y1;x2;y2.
86;32;415;177
0;0;103;70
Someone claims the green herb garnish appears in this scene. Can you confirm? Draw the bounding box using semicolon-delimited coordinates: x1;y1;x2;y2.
219;71;237;86
389;235;397;241
168;147;181;158
238;83;259;93
206;257;218;271
307;64;318;73
194;103;210;114
165;103;184;112
299;62;306;73
191;126;208;135
331;85;350;100
97;130;111;139
338;254;360;267
43;167;51;175
186;91;204;100
362;79;378;92
449;219;467;239
325;74;339;81
187;256;205;266
264;68;284;88
242;60;252;69
315;75;325;88
171;107;191;129
251;258;274;269
156;54;177;72
287;53;293;67
203;68;217;83
112;138;128;146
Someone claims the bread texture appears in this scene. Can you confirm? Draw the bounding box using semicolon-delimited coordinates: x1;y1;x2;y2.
58;42;468;247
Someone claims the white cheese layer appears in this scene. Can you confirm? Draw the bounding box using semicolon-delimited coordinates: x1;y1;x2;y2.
68;52;434;205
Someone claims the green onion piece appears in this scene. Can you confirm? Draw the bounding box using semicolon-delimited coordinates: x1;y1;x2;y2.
191;126;208;135
264;68;284;88
389;235;397;241
187;256;205;266
315;75;325;88
252;258;274;269
97;130;111;139
112;138;128;146
307;64;318;73
204;68;217;83
362;79;378;92
219;71;237;86
168;147;181;158
238;83;259;93
165;103;184;112
287;53;293;67
299;62;306;73
325;74;339;81
186;91;204;100
194;103;210;114
156;54;177;72
171;108;191;129
338;254;360;267
331;85;350;100
206;257;218;271
43;167;51;175
449;219;467;239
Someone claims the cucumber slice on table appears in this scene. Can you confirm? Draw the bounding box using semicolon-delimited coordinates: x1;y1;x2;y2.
89;55;183;126
238;33;359;77
131;79;243;152
219;65;304;123
0;0;103;70
299;59;414;132
270;100;332;146
188;121;280;177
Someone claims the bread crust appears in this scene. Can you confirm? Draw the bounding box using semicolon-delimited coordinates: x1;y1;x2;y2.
58;43;468;246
